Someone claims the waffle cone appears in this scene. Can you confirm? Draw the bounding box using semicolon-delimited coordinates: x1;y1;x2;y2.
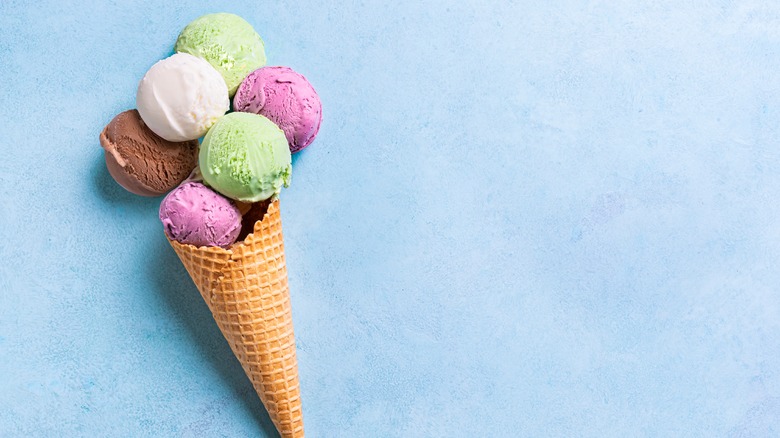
168;199;304;437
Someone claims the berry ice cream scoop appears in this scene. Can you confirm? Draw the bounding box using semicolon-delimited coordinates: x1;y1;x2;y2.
234;66;322;153
159;181;242;248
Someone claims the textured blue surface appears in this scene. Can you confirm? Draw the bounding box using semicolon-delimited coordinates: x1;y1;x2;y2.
1;1;780;436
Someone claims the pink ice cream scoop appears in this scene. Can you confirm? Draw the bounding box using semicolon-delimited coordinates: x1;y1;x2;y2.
159;181;242;248
234;66;322;153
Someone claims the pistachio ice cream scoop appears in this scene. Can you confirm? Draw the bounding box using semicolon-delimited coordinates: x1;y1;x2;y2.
175;13;267;96
199;112;291;202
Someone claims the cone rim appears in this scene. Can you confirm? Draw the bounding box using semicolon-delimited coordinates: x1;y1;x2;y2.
168;198;280;255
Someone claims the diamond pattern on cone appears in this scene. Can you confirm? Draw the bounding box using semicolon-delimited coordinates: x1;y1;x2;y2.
168;200;304;437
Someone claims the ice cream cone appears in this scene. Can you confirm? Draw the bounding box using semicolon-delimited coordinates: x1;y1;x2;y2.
168;199;304;437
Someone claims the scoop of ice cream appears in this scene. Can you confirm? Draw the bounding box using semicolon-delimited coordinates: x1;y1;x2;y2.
136;53;229;142
234;66;322;153
159;181;242;248
175;13;266;96
200;112;292;202
99;110;198;196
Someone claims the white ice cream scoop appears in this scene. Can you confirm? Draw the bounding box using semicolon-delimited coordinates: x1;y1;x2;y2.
136;53;229;142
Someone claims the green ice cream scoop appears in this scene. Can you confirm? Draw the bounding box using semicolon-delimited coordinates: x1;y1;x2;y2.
175;13;267;96
200;112;292;202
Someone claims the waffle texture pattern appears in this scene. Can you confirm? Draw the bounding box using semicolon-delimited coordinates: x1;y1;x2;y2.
169;200;304;437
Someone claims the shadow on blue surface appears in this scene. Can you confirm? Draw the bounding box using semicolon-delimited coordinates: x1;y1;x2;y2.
92;154;160;214
93;154;279;437
290;145;310;168
149;237;279;437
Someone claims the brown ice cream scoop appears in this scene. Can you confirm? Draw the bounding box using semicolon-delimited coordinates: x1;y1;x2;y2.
99;109;198;197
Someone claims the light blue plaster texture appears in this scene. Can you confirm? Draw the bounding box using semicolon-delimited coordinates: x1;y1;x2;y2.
1;1;779;436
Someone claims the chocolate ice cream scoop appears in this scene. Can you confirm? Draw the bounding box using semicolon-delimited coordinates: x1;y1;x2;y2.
99;109;199;196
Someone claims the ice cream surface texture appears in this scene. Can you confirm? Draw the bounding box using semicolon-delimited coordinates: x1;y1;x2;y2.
200;112;292;202
175;13;267;96
159;181;242;248
234;66;322;153
100;110;198;196
136;53;229;142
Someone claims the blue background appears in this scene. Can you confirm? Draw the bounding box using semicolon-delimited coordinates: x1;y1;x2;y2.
1;0;779;436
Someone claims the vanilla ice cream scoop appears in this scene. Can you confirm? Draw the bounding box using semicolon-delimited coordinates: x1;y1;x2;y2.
136;53;229;142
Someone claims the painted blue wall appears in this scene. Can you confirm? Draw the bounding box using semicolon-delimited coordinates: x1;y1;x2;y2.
1;1;779;436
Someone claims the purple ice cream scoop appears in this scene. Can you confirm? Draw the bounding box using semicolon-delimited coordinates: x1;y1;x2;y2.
234;66;322;153
159;181;242;248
